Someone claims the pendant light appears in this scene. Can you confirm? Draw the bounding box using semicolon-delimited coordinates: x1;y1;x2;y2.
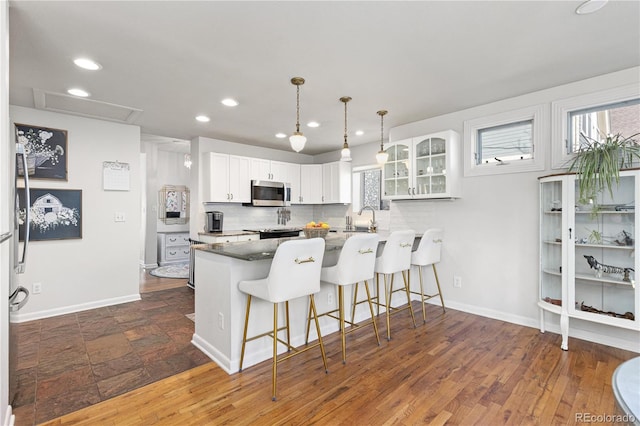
289;77;307;152
376;110;389;165
340;96;352;162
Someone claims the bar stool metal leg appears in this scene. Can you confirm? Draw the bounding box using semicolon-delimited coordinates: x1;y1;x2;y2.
363;280;381;346
272;303;278;401
433;264;446;313
239;294;252;372
402;270;417;328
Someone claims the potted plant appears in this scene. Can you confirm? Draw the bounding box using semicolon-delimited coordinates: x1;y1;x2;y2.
569;132;640;205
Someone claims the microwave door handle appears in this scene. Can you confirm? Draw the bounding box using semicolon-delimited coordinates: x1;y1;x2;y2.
15;146;30;273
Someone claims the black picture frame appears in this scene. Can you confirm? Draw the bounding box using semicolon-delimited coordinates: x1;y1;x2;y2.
18;189;82;241
15;123;68;180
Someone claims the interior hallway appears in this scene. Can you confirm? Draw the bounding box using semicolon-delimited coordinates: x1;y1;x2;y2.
11;271;205;425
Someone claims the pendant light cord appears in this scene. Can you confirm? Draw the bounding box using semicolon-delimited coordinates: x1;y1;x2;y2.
296;84;301;134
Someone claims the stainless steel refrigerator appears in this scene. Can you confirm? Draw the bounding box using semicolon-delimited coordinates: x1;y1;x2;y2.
1;129;32;420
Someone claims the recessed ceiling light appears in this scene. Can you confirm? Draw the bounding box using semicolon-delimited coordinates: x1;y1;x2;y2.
195;115;210;123
67;88;90;97
221;98;239;107
575;0;608;14
73;58;102;71
307;121;320;128
356;130;364;136
275;133;287;138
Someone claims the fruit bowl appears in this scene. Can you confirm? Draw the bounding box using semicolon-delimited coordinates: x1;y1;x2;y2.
304;221;330;239
303;228;329;239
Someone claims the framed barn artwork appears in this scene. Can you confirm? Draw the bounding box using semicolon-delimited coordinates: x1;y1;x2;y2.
17;189;82;241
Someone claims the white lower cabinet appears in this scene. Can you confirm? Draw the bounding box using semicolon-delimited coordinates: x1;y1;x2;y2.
539;171;639;350
157;232;191;266
197;233;259;244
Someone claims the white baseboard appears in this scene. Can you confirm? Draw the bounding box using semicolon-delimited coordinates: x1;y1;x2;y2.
12;294;141;323
426;298;640;353
4;405;14;426
139;262;158;269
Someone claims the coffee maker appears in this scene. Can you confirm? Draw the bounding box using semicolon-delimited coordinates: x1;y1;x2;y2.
205;211;223;233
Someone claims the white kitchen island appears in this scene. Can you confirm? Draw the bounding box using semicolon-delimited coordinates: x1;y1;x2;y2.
191;232;406;374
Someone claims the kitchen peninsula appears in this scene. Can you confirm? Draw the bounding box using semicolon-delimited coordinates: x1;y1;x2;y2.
191;232;400;374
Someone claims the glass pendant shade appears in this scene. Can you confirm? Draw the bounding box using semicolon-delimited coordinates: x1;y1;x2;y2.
289;132;306;152
376;150;388;165
341;145;352;162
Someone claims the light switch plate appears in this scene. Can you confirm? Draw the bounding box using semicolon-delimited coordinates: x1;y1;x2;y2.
114;212;126;222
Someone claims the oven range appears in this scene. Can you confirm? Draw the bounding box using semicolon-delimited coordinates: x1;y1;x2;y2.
243;228;302;240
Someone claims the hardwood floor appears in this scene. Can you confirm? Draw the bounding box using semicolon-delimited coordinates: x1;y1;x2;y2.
39;303;637;425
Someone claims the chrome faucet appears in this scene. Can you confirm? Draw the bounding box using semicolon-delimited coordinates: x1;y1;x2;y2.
358;206;377;232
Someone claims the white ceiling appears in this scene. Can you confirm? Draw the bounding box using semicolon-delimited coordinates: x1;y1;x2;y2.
8;1;640;155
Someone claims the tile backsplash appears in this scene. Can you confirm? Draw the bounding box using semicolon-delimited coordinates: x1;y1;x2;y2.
202;203;351;230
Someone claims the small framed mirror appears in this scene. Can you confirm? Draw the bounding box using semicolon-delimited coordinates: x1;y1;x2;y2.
158;185;190;224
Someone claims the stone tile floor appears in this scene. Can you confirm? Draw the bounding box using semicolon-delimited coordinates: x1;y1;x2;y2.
11;286;210;425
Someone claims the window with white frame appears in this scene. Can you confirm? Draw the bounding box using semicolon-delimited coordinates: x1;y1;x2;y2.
551;84;640;169
568;99;640;153
464;104;547;177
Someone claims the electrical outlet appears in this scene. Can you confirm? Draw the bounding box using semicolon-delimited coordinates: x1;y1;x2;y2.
114;212;126;222
33;282;42;294
327;292;334;306
218;312;224;330
453;276;462;288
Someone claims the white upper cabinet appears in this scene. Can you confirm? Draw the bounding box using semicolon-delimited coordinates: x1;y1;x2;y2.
299;164;323;204
250;158;272;181
203;152;350;205
201;153;251;203
322;161;351;204
382;130;461;200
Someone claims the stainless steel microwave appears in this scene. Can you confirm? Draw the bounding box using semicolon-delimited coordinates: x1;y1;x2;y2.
249;180;291;207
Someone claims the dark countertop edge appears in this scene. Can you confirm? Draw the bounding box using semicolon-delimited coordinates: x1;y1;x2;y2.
194;235;348;261
198;230;259;237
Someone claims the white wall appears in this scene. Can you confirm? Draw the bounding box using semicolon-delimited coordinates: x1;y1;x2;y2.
9;106;141;321
385;67;640;352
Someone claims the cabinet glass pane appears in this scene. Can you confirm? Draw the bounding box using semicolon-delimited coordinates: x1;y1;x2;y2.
573;175;636;322
397;145;410;161
431;155;446;174
431;138;446;155
432;175;446;194
415;176;430;195
416;139;430;157
540;180;563;304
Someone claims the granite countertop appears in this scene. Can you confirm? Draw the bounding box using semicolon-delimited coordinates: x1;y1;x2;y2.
194;230;420;261
198;230;259;237
195;234;348;261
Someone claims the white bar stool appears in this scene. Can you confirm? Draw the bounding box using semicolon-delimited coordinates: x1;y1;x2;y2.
410;228;446;323
308;233;381;364
238;238;328;401
374;229;417;340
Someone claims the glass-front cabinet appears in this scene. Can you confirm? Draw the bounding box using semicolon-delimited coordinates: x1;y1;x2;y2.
382;130;461;200
539;171;639;350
